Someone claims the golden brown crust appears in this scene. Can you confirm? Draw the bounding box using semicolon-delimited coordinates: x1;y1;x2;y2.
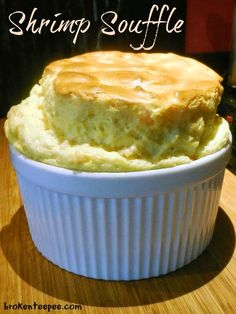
43;51;222;107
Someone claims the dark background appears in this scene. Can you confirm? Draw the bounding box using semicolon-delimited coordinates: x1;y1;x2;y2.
0;0;233;118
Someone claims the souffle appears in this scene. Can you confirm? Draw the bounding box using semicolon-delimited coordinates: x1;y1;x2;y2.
5;51;230;171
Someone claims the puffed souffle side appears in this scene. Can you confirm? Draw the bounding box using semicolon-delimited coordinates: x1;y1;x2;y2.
5;51;230;171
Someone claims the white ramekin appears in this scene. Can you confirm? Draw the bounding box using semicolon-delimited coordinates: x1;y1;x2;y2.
10;143;231;280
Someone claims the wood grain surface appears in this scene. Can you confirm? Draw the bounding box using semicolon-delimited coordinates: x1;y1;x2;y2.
0;118;235;313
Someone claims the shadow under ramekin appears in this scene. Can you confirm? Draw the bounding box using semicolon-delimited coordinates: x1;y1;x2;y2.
0;206;235;307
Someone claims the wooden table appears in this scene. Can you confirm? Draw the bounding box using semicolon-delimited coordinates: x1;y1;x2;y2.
0;118;235;313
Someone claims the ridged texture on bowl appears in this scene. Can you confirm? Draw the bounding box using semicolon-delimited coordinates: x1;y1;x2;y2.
17;170;224;280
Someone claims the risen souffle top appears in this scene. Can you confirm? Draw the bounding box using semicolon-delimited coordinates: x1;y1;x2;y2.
5;51;230;171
